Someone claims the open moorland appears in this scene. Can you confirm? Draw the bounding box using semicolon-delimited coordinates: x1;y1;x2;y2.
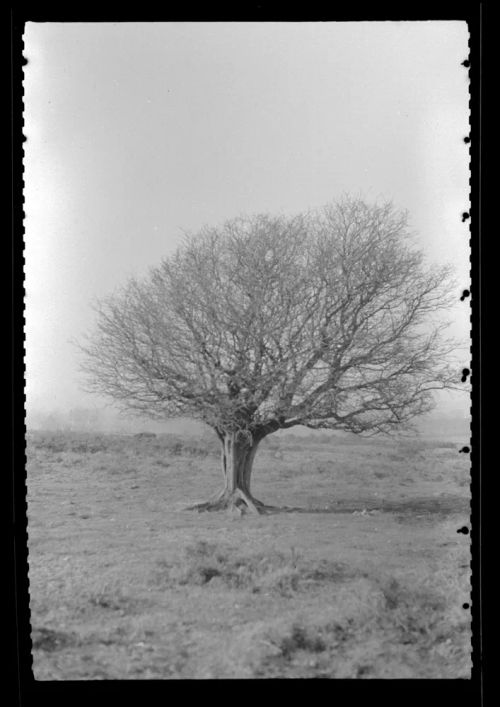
26;429;471;679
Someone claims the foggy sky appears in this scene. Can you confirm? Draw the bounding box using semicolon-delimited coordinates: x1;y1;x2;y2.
23;21;470;419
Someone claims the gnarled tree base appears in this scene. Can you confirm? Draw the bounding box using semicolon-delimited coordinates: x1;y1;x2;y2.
186;431;280;515
186;488;272;515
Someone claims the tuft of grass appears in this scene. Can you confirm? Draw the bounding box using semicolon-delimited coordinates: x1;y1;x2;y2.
32;627;78;652
313;461;331;475
279;624;327;658
88;590;133;612
153;541;350;597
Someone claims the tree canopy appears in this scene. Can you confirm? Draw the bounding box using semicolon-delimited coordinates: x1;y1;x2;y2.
82;197;457;440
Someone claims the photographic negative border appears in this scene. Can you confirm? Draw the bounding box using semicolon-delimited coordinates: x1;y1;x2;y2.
9;2;488;704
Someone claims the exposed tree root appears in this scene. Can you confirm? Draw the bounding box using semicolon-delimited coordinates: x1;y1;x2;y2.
186;488;269;515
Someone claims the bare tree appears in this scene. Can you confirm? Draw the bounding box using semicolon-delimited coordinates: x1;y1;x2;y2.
80;197;459;514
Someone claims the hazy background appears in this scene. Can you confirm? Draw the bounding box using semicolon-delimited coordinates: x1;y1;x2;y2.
23;21;471;436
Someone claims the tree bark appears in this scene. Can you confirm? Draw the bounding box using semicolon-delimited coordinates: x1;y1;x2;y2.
188;431;266;514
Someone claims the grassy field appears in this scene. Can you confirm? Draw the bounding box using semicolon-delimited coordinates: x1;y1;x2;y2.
26;429;471;679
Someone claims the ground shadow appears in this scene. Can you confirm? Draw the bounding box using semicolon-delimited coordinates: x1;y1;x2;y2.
258;495;468;517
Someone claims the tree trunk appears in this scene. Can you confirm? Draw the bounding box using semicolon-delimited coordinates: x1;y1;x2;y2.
188;431;266;514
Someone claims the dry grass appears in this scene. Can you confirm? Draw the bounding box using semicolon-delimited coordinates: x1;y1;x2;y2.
26;429;471;679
